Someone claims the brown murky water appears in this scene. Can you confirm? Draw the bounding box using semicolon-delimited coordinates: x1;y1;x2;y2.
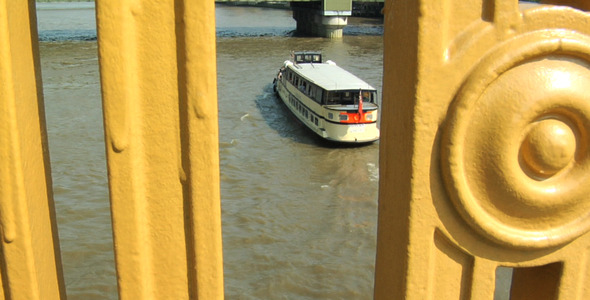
38;3;382;299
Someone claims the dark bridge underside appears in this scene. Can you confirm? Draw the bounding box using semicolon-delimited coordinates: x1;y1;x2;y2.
216;0;384;37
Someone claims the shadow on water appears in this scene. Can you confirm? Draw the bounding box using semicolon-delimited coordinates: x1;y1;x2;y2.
255;84;378;149
254;83;319;146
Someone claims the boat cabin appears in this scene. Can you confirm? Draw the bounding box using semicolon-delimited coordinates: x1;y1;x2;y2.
324;90;377;106
293;51;322;64
282;60;378;108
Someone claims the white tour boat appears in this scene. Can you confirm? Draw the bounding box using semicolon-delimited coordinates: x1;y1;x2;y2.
273;51;379;143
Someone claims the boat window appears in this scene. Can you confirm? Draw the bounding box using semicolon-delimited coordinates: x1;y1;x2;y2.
361;91;376;103
314;89;322;104
325;92;338;105
369;91;376;103
324;90;376;105
294;52;322;64
341;92;354;105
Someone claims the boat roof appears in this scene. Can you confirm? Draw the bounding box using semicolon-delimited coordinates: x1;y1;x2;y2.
288;62;376;91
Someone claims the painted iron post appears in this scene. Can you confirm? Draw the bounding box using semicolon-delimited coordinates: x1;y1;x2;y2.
375;0;590;299
0;0;66;298
96;0;224;299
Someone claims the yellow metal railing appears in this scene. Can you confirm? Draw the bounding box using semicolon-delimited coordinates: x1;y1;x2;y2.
96;0;223;299
0;0;65;298
1;0;590;299
375;0;590;299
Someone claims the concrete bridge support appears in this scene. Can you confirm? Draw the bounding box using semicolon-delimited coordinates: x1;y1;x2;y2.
291;0;351;38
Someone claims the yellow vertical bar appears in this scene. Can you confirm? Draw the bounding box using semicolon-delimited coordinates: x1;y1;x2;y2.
178;1;224;298
374;0;419;298
96;0;223;299
0;0;66;299
468;259;497;300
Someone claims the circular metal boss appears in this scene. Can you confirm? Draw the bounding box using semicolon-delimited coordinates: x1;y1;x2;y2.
442;30;590;249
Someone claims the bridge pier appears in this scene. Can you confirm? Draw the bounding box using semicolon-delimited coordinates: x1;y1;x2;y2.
291;1;350;38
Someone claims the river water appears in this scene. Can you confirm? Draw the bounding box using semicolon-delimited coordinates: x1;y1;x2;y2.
37;3;382;299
